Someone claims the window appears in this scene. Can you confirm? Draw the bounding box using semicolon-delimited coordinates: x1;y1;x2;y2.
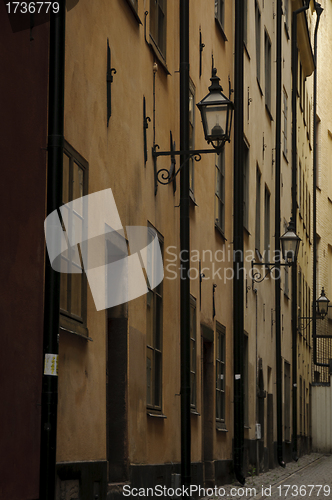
125;0;139;18
216;322;226;423
283;88;288;158
284;361;291;441
299;161;302;214
298;268;302;329
284;223;289;297
243;333;249;426
328;245;332;321
264;186;270;260
265;31;272;112
316;115;321;188
215;0;225;30
255;1;261;83
146;225;163;410
284;0;289;31
150;0;166;59
309;192;311;239
190;296;197;408
305;183;308;230
189;80;195;197
299;62;303;110
328;132;332;201
299;376;303;434
60;142;88;338
284;265;289;298
215;149;225;234
243;141;250;231
243;0;248;47
255;166;261;253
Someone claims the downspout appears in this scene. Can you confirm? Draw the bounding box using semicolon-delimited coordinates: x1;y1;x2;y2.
179;0;191;488
255;288;259;474
233;0;245;485
291;0;310;462
40;3;66;499
312;3;326;367
275;0;286;468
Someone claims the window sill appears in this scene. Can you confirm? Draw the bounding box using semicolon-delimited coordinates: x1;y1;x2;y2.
284;22;290;40
191;409;200;416
124;0;142;25
265;104;273;121
216;425;228;432
147;411;167;418
215;18;228;42
215;223;227;241
189;190;198;206
244;42;250;60
283;151;289;164
257;77;263;97
255;248;263;262
60;313;90;340
148;35;170;75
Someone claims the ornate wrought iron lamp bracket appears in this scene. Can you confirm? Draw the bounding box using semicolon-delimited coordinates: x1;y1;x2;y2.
251;259;292;285
153;143;224;186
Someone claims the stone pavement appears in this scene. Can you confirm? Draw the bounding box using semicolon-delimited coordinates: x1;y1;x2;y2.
202;453;332;499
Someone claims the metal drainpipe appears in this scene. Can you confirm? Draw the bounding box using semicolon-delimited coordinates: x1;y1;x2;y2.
40;3;66;499
233;0;245;486
255;288;259;474
312;4;327;368
179;0;191;488
291;0;310;462
275;0;286;469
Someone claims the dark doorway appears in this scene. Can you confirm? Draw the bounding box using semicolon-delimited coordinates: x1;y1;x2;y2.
106;235;129;483
201;325;214;485
267;393;274;469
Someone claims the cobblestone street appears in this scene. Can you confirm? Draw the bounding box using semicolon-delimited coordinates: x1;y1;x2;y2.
202;454;332;499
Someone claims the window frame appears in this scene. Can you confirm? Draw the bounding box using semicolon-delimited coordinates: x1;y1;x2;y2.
190;295;197;409
59;141;89;339
255;165;261;254
243;0;248;48
149;0;167;61
215;149;225;235
243;140;250;232
264;185;271;261
255;0;261;84
189;79;196;199
264;30;272;113
215;0;227;39
243;332;249;427
283;88;288;159
216;322;226;425
146;224;164;412
284;361;291;442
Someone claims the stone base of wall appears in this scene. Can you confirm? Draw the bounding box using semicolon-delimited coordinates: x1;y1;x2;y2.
56;460;107;500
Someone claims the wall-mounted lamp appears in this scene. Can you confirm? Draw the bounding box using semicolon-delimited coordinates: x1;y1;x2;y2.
153;68;234;186
316;287;330;319
298;287;330;330
252;219;301;284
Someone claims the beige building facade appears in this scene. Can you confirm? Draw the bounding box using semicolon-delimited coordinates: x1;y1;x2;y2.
56;0;236;496
314;0;332;381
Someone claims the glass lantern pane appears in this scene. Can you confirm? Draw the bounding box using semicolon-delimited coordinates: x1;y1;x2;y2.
205;105;228;139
